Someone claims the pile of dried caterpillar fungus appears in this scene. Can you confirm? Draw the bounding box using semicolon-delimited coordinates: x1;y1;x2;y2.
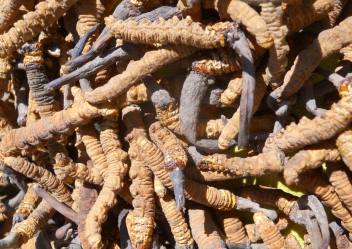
1;0;352;249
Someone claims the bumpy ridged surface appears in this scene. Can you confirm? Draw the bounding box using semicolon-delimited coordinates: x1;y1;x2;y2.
215;211;249;245
105;15;228;49
158;194;194;248
341;44;352;62
192;48;240;75
4;156;73;206
239;187;296;216
15;184;40;219
264;95;352;153
337;129;352;172
14;200;53;244
85;46;196;105
271;16;352;100
219;77;242;107
203;0;273;48
284;143;341;185
188;206;227;249
328;166;352;213
261;2;289;89
127;144;155;249
198;151;283;177
135;136;236;210
0;87;116;156
218;73;267;149
253;212;285;249
149;121;187;170
0;0;24;34
75;0;105;37
298;173;352;232
205;118;226;139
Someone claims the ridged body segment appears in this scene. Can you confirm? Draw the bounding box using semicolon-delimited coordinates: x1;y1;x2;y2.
336;129;352;172
328;166;352;213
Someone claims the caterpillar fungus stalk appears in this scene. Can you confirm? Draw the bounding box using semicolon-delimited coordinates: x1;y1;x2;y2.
202;0;273;48
0;86;116;156
263;95;352;154
253;212;285;249
157;193;195;249
328;165;352;213
134;135;237;210
283;142;341;185
4;156;73;207
149;121;187;210
0;0;79;78
336;129;352;172
105;15;230;49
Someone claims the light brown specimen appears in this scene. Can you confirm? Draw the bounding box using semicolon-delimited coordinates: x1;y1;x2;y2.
0;0;24;34
219;77;242;107
336;129;352;172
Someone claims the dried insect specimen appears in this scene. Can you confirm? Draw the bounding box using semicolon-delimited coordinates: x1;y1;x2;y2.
151;89;181;135
188;204;227;249
105;15;231;49
218;72;267;149
192;48;240;75
283;142;341;185
157;193;194;249
22;42;58;117
336;129;352;171
263;95;352;153
341;44;352;62
253;212;285;249
203;0;273;48
297;172;352;233
0;0;24;34
0;200;53;248
215;211;249;247
284;234;302;249
188;147;283;177
84;45;196;105
14;184;40;223
0;0;79;77
0;86;116;156
4;156;73;207
328;165;352;213
126;144;155;249
269;16;352;103
149;121;187;209
260;2;289;89
219;77;242;107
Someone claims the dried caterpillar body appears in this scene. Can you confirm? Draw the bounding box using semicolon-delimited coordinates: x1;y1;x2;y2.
264;95;352;153
105;15;229;49
219;77;242;107
127;143;155;249
117;83;150;107
203;0;273;48
4;156;73;207
135;136;237;210
283;143;341;185
328;165;352;213
22;42;58;117
192;49;240;75
215;211;249;246
253;212;285;249
157;193;194;249
218;72;267;149
297;172;352;233
341;44;352;62
85;46;196;105
260;2;289;89
206;118;226;139
75;0;105;38
151;89;181;134
0;0;24;34
0;86;116;156
196;151;284;177
270;16;352;102
154;176;167;198
336;130;352;172
188;205;227;249
0;0;79;77
14;184;40;222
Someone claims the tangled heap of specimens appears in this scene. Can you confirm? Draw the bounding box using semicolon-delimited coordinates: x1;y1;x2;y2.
2;0;352;248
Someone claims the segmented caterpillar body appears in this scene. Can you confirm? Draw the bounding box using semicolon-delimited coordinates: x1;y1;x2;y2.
14;184;40;221
0;0;24;34
336;129;352;172
219;77;242;107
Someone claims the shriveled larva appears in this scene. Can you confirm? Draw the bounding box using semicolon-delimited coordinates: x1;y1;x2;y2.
336;129;352;172
263;95;352;154
14;184;40;223
0;0;24;34
284;142;341;185
253;212;285;249
4;156;73;207
219;77;242;107
188;204;227;249
157;193;195;249
341;44;352;62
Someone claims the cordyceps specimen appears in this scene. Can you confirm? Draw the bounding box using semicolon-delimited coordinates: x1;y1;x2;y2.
149;121;187;210
336;129;352;172
0;0;24;34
